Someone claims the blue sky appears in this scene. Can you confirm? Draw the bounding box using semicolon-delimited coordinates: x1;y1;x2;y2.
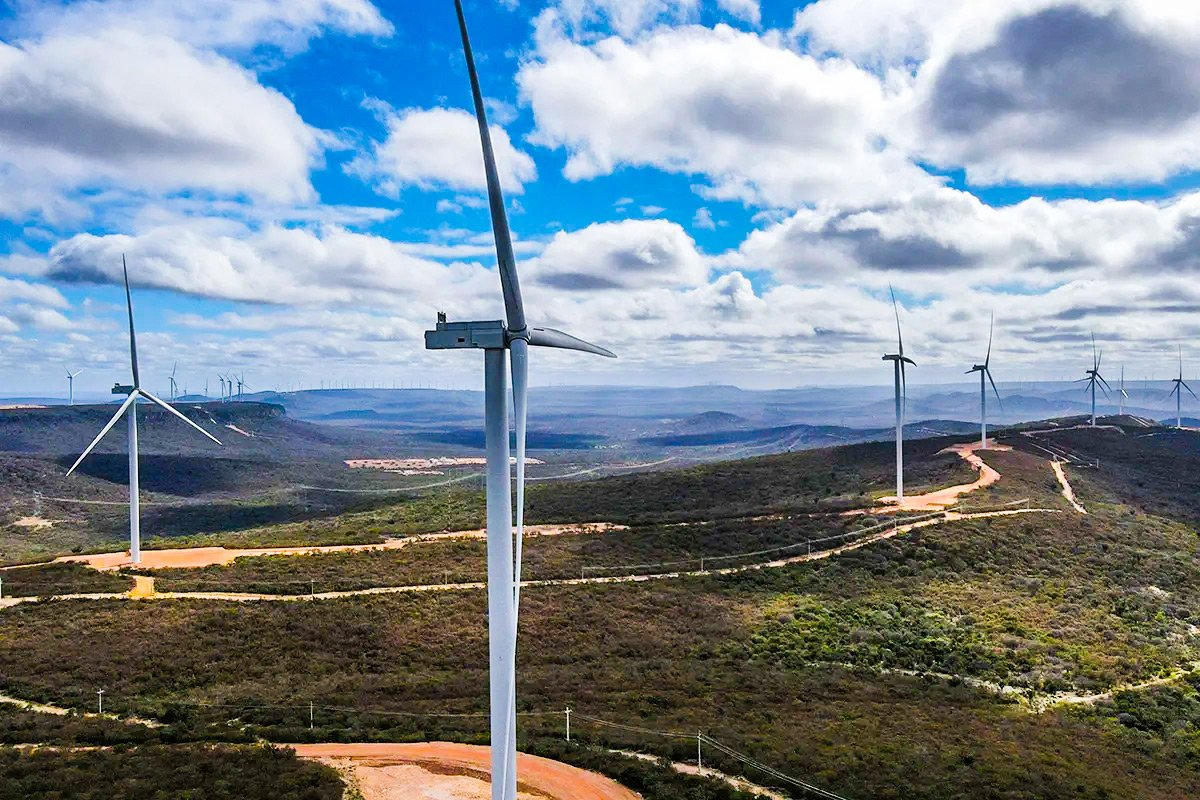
2;0;1200;399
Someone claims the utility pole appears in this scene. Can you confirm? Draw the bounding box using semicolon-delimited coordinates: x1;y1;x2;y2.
697;731;703;770
0;575;4;599
310;579;315;598
565;707;571;742
97;689;104;715
310;701;314;730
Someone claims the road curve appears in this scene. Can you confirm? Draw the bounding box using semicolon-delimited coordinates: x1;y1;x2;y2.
291;742;639;800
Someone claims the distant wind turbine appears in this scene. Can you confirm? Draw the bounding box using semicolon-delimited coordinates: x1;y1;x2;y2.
1118;364;1129;416
425;4;616;798
966;313;1002;449
882;287;915;500
66;369;83;406
1079;334;1110;426
168;362;178;401
218;375;226;402
1170;346;1196;429
66;258;222;564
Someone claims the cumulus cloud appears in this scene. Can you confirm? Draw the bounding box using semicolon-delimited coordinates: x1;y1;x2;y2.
20;0;392;52
716;0;760;25
912;4;1200;185
529;219;708;291
0;29;325;218
520;20;935;207
348;107;537;196
795;0;1200;185
728;186;1200;295
553;0;701;39
34;223;498;310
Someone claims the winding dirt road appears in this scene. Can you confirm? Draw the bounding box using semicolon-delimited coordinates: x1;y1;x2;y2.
1051;460;1087;514
292;742;639;800
880;441;1009;510
37;523;623;571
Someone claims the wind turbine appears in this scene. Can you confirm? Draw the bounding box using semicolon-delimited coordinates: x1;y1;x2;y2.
218;375;227;402
1118;364;1129;416
966;313;1002;449
66;258;222;564
168;362;178;401
425;4;616;798
236;374;247;399
882;287;915;501
1079;333;1110;426
66;369;83;406
1170;346;1196;429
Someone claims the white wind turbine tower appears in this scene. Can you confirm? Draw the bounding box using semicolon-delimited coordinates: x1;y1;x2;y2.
168;362;178;401
966;313;1002;449
1118;364;1129;416
1170;346;1196;429
882;287;915;501
66;369;83;406
66;258;222;564
425;4;616;798
218;375;226;402
1079;333;1110;426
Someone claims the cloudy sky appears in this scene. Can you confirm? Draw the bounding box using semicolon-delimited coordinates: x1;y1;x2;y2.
2;0;1200;397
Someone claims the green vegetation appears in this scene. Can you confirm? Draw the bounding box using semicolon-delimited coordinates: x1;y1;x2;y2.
142;514;923;594
1022;428;1200;523
0;744;344;800
0;562;131;597
0;704;157;746
1;431;1198;798
527;438;975;524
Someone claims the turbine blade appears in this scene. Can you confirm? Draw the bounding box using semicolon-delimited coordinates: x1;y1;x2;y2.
1091;332;1098;371
66;392;137;476
986;368;1004;410
141;391;222;445
902;356;916;366
528;327;616;358
509;337;528;613
889;285;904;358
1096;373;1112;392
453;0;525;334
123;255;140;388
1184;381;1199;400
985;312;994;367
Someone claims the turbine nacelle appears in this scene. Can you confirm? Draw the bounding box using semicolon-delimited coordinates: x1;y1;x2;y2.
426;317;615;359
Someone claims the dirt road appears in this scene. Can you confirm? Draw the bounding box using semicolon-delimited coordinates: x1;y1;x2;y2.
1051;460;1087;513
46;523;622;571
292;742;640;800
880;441;1009;511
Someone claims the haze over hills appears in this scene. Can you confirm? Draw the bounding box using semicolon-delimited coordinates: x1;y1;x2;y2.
11;380;1193;432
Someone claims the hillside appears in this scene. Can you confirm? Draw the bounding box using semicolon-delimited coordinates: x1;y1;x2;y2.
1;421;1198;798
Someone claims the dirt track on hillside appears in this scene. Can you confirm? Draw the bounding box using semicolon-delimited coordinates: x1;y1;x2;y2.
292;742;639;800
48;523;623;571
878;441;1009;511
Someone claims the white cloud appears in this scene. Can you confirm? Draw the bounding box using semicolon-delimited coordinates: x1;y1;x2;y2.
20;0;392;52
553;0;701;39
348;107;537;196
520;21;936;207
796;0;1200;186
716;0;760;25
31;223;499;310
693;207;717;230
528;219;709;291
908;3;1200;186
0;29;324;218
